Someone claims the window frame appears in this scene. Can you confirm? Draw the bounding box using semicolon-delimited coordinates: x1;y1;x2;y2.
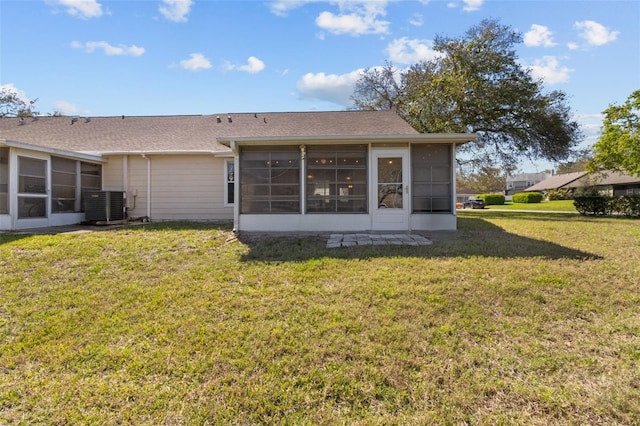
411;144;453;214
305;144;368;214
224;159;235;206
239;146;301;214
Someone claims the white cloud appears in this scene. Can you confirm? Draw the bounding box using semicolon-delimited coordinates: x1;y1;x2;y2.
446;0;483;11
267;0;318;16
462;0;483;11
567;42;579;50
409;13;423;27
238;56;266;74
529;56;572;84
71;41;145;56
316;2;390;36
53;101;79;115
385;37;441;64
47;0;103;19
269;1;390;36
296;69;363;107
223;56;266;74
179;53;212;71
159;0;193;23
575;20;619;46
524;24;556;47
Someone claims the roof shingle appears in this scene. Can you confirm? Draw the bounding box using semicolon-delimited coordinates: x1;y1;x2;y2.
0;110;418;154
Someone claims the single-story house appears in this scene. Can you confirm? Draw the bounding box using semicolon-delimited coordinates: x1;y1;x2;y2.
0;110;476;232
563;171;640;196
523;170;640;197
523;171;588;193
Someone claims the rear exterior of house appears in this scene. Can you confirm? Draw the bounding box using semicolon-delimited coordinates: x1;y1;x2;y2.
1;111;475;232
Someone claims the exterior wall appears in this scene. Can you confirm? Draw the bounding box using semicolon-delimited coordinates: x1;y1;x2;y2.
115;154;233;222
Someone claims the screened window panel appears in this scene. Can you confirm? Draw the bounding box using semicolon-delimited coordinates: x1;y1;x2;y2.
240;147;300;214
18;157;46;194
306;145;367;214
0;148;8;214
411;144;452;213
18;197;46;218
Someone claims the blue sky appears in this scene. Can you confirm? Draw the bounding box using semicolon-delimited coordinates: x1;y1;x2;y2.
1;0;638;169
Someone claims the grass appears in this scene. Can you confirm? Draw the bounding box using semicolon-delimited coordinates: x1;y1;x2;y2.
484;199;578;211
1;212;639;424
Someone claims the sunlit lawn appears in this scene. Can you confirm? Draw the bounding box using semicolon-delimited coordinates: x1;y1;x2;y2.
484;199;578;211
1;211;639;424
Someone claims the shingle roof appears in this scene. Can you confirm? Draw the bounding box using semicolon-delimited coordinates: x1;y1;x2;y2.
564;170;640;188
0;110;418;154
524;171;588;191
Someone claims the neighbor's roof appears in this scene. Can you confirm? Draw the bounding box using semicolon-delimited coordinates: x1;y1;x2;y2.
524;171;588;191
564;170;640;188
0;110;419;155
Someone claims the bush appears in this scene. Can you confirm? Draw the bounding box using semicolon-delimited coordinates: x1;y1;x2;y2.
477;193;505;205
512;192;543;203
573;194;640;217
546;188;572;200
573;196;611;215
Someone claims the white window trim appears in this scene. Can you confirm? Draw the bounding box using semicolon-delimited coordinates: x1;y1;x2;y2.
224;159;234;207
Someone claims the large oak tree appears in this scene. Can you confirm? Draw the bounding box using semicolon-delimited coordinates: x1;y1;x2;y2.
589;89;640;177
352;19;582;169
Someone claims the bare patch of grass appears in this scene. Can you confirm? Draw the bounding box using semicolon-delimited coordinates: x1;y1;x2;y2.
1;215;639;424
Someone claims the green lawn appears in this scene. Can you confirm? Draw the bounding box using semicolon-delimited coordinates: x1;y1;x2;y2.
1;213;639;424
485;199;578;211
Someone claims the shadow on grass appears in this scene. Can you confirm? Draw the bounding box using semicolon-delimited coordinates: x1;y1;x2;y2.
238;215;601;262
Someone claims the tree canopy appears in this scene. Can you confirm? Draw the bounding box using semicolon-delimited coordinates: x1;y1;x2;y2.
351;19;582;169
0;87;38;118
589;89;640;177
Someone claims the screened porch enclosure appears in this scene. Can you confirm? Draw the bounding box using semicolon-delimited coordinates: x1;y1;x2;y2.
236;142;456;231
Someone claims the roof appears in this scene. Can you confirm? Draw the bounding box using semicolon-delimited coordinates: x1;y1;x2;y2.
564;170;640;188
0;110;419;155
507;172;549;183
524;171;588;191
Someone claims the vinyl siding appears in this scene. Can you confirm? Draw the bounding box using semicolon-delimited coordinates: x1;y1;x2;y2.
122;154;232;221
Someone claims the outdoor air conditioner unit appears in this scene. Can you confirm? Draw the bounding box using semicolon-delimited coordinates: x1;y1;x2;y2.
85;191;125;222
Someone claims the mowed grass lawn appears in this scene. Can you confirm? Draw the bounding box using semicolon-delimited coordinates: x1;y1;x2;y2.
484;199;578;212
1;212;639;425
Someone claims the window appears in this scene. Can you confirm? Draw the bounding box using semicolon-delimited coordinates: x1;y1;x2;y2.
50;157;101;213
0;148;8;214
80;162;101;212
51;157;77;213
240;147;300;213
18;156;47;218
225;160;234;205
306;145;367;213
411;144;452;213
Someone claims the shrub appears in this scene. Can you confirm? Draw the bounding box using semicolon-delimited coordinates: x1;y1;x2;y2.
512;192;543;203
610;195;640;217
546;188;572;201
573;196;611;215
477;193;505;205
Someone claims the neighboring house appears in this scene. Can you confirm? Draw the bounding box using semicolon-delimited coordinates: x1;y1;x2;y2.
0;111;476;232
506;172;550;195
455;188;483;204
524;171;588;193
563;171;640;196
524;170;640;196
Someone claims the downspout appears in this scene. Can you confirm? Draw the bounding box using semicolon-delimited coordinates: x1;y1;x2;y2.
141;154;151;220
229;141;239;233
122;156;129;215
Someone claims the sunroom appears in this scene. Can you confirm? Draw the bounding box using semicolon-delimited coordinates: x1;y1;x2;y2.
0;140;104;231
220;133;476;233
